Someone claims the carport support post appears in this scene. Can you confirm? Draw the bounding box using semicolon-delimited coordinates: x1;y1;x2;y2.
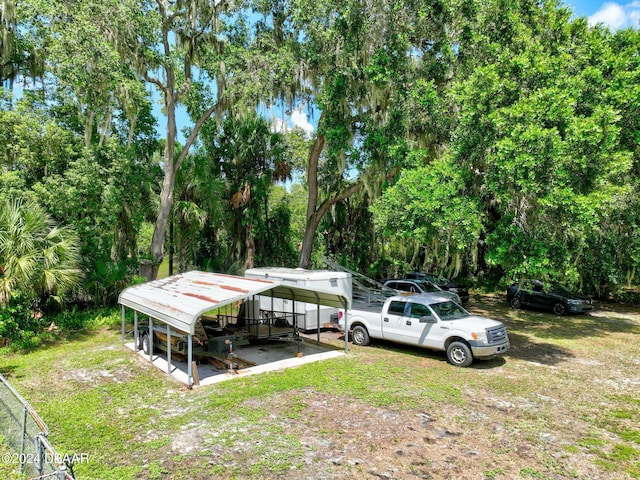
167;325;172;374
133;311;138;350
187;334;193;387
343;299;349;353
121;305;125;345
316;304;321;345
148;317;153;362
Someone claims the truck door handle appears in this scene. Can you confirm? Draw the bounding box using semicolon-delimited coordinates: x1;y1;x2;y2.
406;320;412;326
440;326;449;330
383;317;389;322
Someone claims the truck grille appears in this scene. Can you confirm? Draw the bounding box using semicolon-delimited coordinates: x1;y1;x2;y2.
487;325;508;343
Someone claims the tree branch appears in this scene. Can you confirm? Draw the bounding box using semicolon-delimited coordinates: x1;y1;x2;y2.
174;101;219;174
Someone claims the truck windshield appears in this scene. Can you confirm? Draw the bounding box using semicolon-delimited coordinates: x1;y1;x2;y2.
430;301;468;321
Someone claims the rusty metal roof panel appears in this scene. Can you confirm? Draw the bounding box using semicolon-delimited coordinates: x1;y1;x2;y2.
118;271;278;334
118;271;350;335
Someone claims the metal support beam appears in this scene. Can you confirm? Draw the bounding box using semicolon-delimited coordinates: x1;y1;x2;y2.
316;303;321;345
342;298;349;353
187;334;193;387
148;317;153;362
121;305;125;345
167;325;172;374
133;311;138;350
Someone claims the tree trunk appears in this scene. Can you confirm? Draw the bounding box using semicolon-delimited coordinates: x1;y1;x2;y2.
298;121;325;269
150;87;178;278
168;214;174;276
298;212;322;269
297;114;369;269
244;223;255;271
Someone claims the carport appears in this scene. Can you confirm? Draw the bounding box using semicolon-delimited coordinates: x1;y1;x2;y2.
118;271;351;386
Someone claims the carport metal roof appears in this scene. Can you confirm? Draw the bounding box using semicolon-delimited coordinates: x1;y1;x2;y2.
118;270;350;335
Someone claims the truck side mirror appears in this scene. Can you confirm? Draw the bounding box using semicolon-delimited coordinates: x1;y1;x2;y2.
419;315;436;323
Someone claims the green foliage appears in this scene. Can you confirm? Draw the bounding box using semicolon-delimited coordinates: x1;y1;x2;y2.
370;0;640;293
452;7;639;290
371;156;484;277
1;77;157;307
201;113;293;270
0;294;37;342
32;148;146;305
0;197;82;307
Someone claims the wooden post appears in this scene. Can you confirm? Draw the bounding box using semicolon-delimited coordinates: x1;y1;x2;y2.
191;361;200;386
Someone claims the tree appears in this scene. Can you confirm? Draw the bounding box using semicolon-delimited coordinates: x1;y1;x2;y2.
371;155;484;278
1;0;44;86
170;150;225;274
205;114;291;271
1;74;158;305
251;0;458;268
17;0;239;278
384;0;639;289
0;197;81;307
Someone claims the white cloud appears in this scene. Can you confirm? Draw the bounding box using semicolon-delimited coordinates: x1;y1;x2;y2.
269;104;315;137
588;2;640;29
290;104;315;136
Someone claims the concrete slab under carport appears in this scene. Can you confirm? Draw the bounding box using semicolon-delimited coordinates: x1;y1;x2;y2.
125;337;344;387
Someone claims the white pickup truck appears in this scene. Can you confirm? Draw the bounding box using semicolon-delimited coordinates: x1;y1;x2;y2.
334;293;510;367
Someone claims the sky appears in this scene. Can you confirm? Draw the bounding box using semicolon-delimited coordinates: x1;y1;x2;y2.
568;0;640;28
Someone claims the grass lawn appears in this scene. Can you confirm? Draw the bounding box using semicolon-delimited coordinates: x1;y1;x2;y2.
1;293;639;479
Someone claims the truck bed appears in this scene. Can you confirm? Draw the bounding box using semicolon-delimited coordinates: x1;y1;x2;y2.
350;300;385;315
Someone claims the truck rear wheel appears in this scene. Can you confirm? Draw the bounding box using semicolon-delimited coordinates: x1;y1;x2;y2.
351;325;370;346
446;341;473;367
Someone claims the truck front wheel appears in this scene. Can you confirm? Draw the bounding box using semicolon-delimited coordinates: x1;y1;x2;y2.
351;325;370;346
446;341;473;367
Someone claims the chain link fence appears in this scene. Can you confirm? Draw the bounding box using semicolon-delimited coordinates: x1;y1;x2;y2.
0;373;75;479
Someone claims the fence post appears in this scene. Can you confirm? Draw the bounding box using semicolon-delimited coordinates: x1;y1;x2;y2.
35;433;45;475
57;465;68;480
19;406;27;474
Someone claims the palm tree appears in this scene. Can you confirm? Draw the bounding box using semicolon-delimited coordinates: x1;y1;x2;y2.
0;197;82;307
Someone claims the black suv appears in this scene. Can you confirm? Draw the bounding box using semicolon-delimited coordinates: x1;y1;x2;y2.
506;279;593;315
405;272;470;304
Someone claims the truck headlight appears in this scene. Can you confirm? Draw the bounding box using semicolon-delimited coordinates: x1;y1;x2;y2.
471;331;488;343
